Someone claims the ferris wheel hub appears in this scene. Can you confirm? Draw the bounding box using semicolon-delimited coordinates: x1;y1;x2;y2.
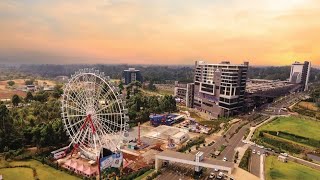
86;110;95;116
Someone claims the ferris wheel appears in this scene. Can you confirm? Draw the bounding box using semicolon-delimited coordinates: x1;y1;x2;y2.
61;68;128;159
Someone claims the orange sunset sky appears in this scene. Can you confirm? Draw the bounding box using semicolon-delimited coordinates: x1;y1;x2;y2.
0;0;319;65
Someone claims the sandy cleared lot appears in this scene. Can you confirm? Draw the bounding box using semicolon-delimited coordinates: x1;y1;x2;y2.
0;79;56;99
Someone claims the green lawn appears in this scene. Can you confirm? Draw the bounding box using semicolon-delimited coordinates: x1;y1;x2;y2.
0;167;34;180
0;159;79;180
265;156;320;180
256;116;320;140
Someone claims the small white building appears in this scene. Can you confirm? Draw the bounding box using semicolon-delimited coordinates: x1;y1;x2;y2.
172;131;189;144
26;85;36;91
51;146;68;159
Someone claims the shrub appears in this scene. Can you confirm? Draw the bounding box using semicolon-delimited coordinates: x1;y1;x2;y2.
239;149;251;171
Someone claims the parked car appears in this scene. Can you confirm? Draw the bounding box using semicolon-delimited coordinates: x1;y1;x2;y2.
223;157;227;161
214;168;219;172
217;172;224;179
209;173;216;179
257;151;261;155
252;149;256;154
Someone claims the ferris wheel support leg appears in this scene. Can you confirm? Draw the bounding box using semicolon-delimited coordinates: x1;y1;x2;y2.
97;155;101;180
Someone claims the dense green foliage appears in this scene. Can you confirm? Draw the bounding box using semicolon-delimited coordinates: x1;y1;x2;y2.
7;80;15;86
177;136;205;152
12;94;21;106
0;105;24;151
0;85;68;152
25;92;34;102
126;83;177;125
257;134;302;154
120;167;152;180
25;79;35;85
239;148;251;171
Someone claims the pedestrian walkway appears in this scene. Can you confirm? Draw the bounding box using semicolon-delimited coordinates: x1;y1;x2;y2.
245;115;275;142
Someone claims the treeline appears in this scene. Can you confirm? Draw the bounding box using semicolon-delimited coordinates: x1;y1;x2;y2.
14;64;320;83
248;66;320;82
17;64;194;83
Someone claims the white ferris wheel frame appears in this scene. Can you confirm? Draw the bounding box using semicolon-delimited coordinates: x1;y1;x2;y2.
61;68;129;159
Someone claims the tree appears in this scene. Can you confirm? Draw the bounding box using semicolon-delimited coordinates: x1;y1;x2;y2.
25;79;34;85
147;81;157;91
12;94;21;106
25;91;34;102
0;105;23;151
7;80;15;86
52;84;63;99
118;81;124;91
33;91;49;102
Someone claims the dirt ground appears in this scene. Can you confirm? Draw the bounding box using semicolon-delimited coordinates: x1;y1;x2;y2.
298;101;318;111
0;79;57;99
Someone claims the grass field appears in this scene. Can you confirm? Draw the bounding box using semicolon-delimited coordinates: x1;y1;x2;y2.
0;159;79;180
0;167;34;180
265;156;320;180
256;116;320;140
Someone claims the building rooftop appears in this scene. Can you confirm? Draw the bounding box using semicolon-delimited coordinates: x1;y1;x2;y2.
246;79;293;93
156;150;234;168
196;60;249;67
124;68;140;72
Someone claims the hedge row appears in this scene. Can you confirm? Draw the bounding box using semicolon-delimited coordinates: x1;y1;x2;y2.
239;149;251;171
120;166;152;180
264;131;320;148
177;136;205;152
258;133;302;154
293;106;320;119
146;170;162;180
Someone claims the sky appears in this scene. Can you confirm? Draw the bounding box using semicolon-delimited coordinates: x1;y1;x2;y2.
0;0;319;66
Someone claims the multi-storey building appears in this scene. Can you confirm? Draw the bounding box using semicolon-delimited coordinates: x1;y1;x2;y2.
193;61;249;118
289;61;311;91
123;68;143;85
174;81;194;108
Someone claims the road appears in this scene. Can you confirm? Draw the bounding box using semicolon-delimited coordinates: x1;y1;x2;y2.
249;153;261;177
157;91;313;180
260;92;306;115
193;120;249;163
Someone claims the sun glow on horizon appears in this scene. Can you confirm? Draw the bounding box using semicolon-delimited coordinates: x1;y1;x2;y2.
0;0;319;66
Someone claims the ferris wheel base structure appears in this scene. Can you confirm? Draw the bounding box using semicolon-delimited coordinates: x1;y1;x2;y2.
61;68;129;161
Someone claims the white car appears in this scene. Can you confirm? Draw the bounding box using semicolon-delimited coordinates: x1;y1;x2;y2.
257;151;261;155
214;168;219;172
217;172;224;179
281;153;288;157
252;149;256;154
223;157;227;161
209;173;216;179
